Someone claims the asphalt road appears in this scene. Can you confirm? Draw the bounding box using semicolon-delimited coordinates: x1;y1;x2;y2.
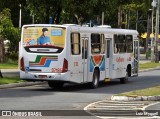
0;69;160;118
146;102;160;110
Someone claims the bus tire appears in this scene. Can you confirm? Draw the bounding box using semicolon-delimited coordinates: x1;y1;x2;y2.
48;81;64;89
120;69;128;84
90;69;99;89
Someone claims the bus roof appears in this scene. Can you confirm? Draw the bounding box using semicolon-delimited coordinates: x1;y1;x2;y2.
22;24;138;35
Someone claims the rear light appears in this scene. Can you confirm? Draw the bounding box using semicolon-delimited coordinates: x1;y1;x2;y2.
20;57;25;71
62;58;68;73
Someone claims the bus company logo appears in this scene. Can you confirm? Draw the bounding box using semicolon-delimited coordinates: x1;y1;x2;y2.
2;111;11;116
29;55;58;67
116;57;124;62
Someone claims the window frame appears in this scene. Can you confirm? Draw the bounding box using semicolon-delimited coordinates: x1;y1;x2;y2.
71;33;81;55
126;35;133;53
91;33;105;54
118;35;126;53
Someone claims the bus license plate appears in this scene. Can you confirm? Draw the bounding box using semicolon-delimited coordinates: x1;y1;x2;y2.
39;75;47;78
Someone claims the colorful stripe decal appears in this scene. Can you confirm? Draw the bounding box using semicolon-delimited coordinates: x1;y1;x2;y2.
29;55;58;67
90;55;105;72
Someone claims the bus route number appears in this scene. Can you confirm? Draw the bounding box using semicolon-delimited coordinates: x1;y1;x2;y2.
74;62;78;67
52;68;62;73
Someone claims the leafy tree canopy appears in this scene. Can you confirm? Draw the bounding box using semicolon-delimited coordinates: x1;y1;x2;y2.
0;0;155;47
0;8;20;52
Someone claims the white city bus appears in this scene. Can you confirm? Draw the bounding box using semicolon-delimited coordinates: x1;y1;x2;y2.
19;24;139;89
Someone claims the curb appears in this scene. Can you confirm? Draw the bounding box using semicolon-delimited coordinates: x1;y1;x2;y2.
110;67;160;102
1;69;19;72
139;66;160;73
111;95;160;101
0;82;45;89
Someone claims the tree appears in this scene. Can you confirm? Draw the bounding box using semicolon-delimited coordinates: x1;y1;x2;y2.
0;0;154;63
0;0;27;27
63;0;87;24
26;0;63;24
0;8;20;61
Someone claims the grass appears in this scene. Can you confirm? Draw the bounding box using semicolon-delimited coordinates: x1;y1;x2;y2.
116;85;160;96
0;77;24;85
139;62;160;70
0;63;18;69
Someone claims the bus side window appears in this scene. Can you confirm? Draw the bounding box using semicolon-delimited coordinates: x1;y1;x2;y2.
71;33;80;55
107;40;110;58
91;34;100;54
114;35;118;53
82;40;88;59
118;35;126;53
126;35;133;53
100;34;105;54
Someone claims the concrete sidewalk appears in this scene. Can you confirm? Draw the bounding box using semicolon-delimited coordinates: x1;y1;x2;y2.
139;60;151;64
0;68;19;77
1;69;19;72
139;53;160;64
0;68;44;89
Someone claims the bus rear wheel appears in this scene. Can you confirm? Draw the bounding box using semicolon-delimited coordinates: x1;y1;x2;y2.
48;81;64;89
120;70;128;84
90;69;99;89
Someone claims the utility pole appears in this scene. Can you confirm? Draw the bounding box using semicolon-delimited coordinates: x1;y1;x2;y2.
19;4;22;28
102;12;104;25
136;10;138;30
118;0;122;28
151;8;155;62
155;0;159;63
32;15;34;24
146;9;152;59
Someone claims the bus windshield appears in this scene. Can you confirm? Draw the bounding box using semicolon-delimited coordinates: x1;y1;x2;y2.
22;26;66;53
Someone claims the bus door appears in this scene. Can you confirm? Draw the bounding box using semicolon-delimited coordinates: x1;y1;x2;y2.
82;37;89;82
133;40;139;76
105;38;111;79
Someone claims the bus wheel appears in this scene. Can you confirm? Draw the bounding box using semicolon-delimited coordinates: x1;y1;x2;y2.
48;81;64;89
120;70;128;84
90;69;99;89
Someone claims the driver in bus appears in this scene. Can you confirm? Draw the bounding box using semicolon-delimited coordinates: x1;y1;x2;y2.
37;28;51;45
